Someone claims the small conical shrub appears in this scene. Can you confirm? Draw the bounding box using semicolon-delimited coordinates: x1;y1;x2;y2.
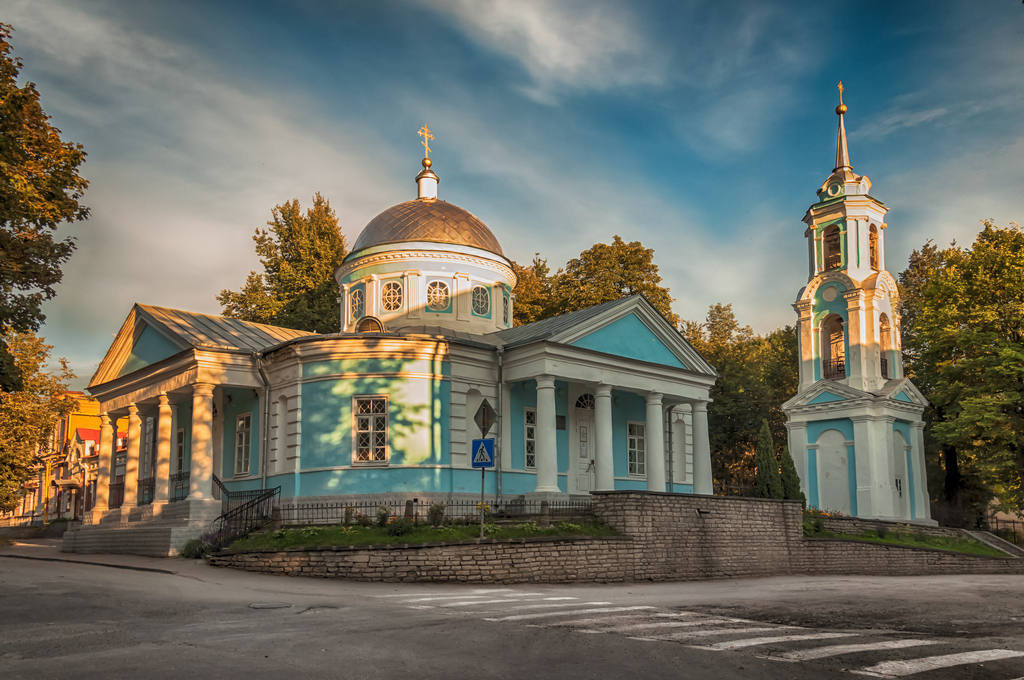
779;445;806;504
753;419;784;499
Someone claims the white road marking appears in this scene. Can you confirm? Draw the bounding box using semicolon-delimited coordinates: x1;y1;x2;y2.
546;614;672;628
375;589;517;598
503;602;612;611
436;598;569;608
852;649;1024;677
662;627;788;639
775;639;941;662
542;597;578;601
484;606;655;622
601;619;741;633
702;632;858;650
403;593;542;602
653;613;698;618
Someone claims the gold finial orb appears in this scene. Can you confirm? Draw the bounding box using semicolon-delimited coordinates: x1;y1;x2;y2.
422;157;432;168
836;102;847;115
835;80;846;115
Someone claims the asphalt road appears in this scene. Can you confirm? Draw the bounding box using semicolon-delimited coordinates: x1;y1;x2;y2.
1;546;1023;679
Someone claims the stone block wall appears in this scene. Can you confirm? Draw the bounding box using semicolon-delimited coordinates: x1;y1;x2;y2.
209;536;635;583
592;491;804;581
802;538;1024;576
820;516;964;538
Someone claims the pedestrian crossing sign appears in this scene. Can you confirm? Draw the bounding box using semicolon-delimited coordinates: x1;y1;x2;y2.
471;438;495;468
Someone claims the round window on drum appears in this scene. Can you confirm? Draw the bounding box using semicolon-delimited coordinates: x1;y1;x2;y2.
349;289;364;320
502;295;509;325
381;281;403;312
471;285;490;316
426;281;450;311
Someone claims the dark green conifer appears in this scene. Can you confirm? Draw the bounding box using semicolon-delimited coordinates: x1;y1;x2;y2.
753;419;783;499
779;445;805;504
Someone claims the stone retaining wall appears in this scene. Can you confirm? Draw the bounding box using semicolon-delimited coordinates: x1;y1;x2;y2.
210;536;634;583
820;515;963;538
209;492;1024;582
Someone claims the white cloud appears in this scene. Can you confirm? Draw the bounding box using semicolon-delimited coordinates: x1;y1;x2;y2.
422;0;667;103
852;107;947;141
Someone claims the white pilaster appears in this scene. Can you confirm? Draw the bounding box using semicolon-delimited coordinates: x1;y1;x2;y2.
189;383;216;501
123;404;141;508
533;375;560;493
692;400;713;495
852;416;874;517
913;421;932;521
645;393;666;492
786;421;809;501
94;414;113;511
594;385;614;491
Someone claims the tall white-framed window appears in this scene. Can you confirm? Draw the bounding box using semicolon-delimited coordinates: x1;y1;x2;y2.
175;429;185;472
350;288;364;320
524;408;537;469
381;281;403;312
628;421;646;477
426;280;450;311
353;396;389;464
471;285;490;316
502;294;509;326
235;414;252;476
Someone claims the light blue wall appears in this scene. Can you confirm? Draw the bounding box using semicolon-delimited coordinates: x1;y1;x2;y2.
118;326;180;378
571;313;685;369
806;417;856;514
508;380;537;470
893;420;916;520
895;390;913;403
808;449;818;509
611;389;647;485
807;418;854;443
808;391;846;405
220;387;260;480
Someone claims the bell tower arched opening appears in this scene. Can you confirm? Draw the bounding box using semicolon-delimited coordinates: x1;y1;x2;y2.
869;224;879;270
823;225;842;271
821;314;846;380
879;312;892;379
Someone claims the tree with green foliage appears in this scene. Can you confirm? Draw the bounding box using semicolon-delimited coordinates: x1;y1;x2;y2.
0;332;76;512
511;254;555;326
218;193;347;334
682;304;798;490
911;221;1024;515
779;446;805;503
0;25;89;390
753;419;783;499
551;235;679;326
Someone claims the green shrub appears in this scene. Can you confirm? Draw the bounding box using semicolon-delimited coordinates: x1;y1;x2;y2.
299;526;323;538
386;518;414;537
876;523;889;539
482;522;500;536
427;501;446;527
344;507;354;526
181;537;212;559
519;521;543;534
556;521;582;532
376;506;391;528
272;528;291;539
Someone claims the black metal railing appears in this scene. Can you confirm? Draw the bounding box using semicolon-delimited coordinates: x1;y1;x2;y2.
213;474;272;515
823;358;846;380
277;498;594;527
987;517;1024;546
169;472;190;502
209;486;282;550
109;482;124;509
880;356;889;379
824;253;842;270
213;474;229;501
137;477;155;506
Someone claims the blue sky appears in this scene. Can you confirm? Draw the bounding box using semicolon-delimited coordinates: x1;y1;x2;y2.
6;1;1023;389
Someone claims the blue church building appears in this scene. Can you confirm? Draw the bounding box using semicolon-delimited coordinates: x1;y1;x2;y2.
81;152;717;534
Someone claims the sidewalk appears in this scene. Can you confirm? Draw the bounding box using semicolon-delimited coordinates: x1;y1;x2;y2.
0;538;197;574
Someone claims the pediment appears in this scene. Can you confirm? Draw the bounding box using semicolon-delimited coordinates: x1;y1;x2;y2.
783;380;869;409
89;306;190;387
879;378;928;406
552;298;716;376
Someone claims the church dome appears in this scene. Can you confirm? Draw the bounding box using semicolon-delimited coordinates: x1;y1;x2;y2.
348;199;505;259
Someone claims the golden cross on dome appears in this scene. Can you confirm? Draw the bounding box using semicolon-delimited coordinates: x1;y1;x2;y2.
418;125;434;158
837;81;844;103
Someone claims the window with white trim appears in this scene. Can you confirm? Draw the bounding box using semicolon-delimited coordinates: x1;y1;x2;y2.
381;281;403;312
471;285;490;316
354;396;388;464
350;288;364;319
628;421;646;477
524;408;537;469
175;428;185;472
502;295;509;325
426;281;450;311
235;414;251;475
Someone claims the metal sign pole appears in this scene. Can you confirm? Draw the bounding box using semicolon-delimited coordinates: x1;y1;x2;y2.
480;467;486;539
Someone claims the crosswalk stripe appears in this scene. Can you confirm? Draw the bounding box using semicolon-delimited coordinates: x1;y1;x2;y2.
660;626;788;640
484;606;655;622
503;602;612;611
403;592;543;602
436;598;570;608
376;589;516;598
852;649;1024;677
601;619;741;633
776;639;940;662
547;614;681;628
703;632;858;650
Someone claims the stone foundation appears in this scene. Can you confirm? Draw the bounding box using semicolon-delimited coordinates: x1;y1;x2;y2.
62;500;222;557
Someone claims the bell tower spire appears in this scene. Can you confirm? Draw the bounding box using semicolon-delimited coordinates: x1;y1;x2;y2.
834;82;851;172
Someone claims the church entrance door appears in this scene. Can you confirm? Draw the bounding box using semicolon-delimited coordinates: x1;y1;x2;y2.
573;410;596;494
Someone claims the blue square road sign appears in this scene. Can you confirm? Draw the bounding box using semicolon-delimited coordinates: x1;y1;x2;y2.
471;438;495;468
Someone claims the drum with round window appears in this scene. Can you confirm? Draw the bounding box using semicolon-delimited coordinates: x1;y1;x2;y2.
381;281;403;312
426;281;450;311
471;285;490;316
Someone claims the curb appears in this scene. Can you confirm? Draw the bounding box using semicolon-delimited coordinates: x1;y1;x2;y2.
0;552;177;575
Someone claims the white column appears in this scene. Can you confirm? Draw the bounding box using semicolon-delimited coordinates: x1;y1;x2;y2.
533;375;560;493
912;421;931;520
154;394;172;503
878;417;897;518
122;404;141;508
692;400;713;495
594;384;614;491
189;383;216;501
94;414;113;511
645;393;666;492
499;382;512;472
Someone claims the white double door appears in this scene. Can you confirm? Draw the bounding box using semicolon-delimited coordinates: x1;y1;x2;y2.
572;409;596;494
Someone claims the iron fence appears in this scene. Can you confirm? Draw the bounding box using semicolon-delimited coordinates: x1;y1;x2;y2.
278;498;594;526
108;482;124;509
987;517;1024;546
209;486;281;549
823;359;846;380
880;356;889;379
169;472;189;503
138;477;155;506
